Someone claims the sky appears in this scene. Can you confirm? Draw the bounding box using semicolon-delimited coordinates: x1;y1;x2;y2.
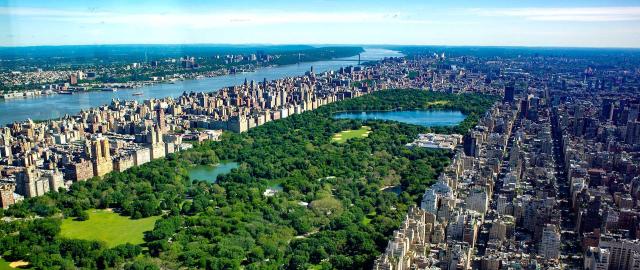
1;0;640;48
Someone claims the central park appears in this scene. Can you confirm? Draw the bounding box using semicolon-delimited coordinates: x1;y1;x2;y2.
0;89;496;269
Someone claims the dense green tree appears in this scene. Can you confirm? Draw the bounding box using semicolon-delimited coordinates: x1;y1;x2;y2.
0;89;495;269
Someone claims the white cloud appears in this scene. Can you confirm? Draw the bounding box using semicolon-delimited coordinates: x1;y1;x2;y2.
0;7;111;18
470;6;640;22
0;7;430;28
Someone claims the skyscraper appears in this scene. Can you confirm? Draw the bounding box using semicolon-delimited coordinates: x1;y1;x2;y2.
584;247;610;270
601;99;614;122
539;224;561;260
599;235;640;270
626;121;640;145
504;84;515;102
0;183;15;209
69;74;78;85
156;108;166;132
91;137;113;177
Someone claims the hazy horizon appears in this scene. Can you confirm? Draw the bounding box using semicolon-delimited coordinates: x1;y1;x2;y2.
2;0;640;48
1;43;640;50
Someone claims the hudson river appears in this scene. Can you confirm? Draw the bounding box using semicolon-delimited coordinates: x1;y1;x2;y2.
0;48;403;126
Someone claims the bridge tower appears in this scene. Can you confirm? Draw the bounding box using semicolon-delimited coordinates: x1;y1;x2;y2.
358;54;361;65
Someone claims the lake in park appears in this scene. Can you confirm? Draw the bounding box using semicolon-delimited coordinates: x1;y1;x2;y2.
188;161;239;183
333;110;466;127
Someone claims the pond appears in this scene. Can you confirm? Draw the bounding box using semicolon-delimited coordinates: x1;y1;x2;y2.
333;110;465;127
188;161;239;183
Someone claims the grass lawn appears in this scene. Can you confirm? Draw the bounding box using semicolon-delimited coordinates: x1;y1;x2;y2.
362;211;376;225
362;217;372;225
60;209;160;248
331;126;371;144
0;258;11;270
0;258;29;270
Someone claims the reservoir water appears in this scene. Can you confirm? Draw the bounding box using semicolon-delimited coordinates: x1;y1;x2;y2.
333;110;466;127
0;48;403;126
188;162;239;183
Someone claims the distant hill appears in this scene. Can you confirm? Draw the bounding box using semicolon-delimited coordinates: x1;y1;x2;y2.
390;45;640;58
0;44;317;60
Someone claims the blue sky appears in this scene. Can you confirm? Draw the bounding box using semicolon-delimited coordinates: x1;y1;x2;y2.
1;0;640;47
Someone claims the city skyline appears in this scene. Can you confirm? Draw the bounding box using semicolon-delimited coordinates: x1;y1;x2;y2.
2;0;640;48
1;1;640;266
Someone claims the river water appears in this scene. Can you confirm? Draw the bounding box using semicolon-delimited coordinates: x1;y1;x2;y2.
0;48;403;126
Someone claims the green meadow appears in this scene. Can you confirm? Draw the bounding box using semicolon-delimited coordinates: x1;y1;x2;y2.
331;126;371;143
60;209;160;248
0;258;11;270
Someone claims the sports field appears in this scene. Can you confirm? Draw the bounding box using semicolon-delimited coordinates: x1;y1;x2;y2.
60;209;160;248
331;126;371;143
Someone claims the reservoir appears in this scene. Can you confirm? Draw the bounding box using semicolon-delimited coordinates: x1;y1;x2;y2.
0;48;403;126
333;110;466;127
188;162;239;183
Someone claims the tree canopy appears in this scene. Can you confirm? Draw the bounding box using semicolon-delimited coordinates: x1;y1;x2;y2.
0;89;496;269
